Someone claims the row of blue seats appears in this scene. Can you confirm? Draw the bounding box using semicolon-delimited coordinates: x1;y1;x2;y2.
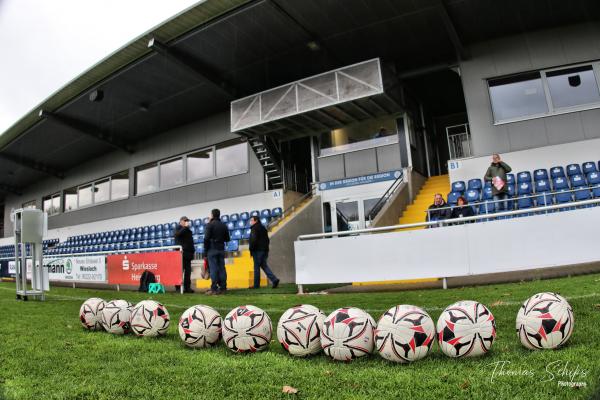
45;239;240;255
0;239;60;258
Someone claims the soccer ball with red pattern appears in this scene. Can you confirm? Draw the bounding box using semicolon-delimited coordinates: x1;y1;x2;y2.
277;304;326;357
100;299;133;335
178;305;222;348
516;292;574;350
375;305;435;363
130;300;170;337
321;307;376;361
79;297;106;331
436;300;496;357
222;305;272;353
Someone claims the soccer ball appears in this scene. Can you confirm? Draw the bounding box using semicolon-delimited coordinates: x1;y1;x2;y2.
277;304;326;357
79;298;105;331
130;300;170;337
321;307;376;361
222;305;272;353
516;292;574;350
100;299;133;335
375;305;435;363
437;300;496;357
178;305;222;348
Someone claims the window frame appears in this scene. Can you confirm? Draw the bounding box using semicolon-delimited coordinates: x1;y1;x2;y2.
488;61;600;125
43;193;61;216
64;170;130;213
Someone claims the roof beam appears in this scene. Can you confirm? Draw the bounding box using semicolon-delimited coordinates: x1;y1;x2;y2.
148;37;236;97
437;0;470;61
39;110;134;153
0;183;22;196
0;152;64;179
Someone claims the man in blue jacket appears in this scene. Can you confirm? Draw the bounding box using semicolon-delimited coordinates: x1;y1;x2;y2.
203;209;230;295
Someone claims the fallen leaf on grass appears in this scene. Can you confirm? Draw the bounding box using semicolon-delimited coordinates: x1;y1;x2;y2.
460;380;470;390
490;300;505;306
593;304;600;310
323;370;334;376
282;386;298;394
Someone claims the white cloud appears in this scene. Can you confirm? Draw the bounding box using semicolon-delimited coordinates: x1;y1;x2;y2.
0;0;199;135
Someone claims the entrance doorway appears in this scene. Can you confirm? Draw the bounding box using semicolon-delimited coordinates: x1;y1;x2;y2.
323;196;381;233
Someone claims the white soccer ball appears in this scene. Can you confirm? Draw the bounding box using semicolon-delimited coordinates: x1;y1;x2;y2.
100;299;133;335
437;300;496;358
277;304;326;357
79;297;106;331
222;305;272;353
375;305;435;363
130;300;170;337
516;292;574;350
178;305;222;348
321;307;376;361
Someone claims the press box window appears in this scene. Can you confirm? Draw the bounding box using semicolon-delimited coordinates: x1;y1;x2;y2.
546;65;600;109
64;187;77;211
43;194;61;216
78;185;92;207
187;148;214;182
111;171;129;200
93;179;110;204
216;141;248;176
159;157;184;189
489;72;548;123
136;163;158;195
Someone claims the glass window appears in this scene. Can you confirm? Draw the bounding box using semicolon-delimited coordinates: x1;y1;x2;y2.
93;179;110;204
159;157;184;189
187;149;214;182
136;163;158;195
489;72;548;122
43;198;52;214
320;116;398;155
43;194;60;215
52;195;60;214
111;171;129;200
546;65;600;109
216;142;248;176
363;198;380;228
64;187;77;211
335;201;359;232
78;185;92;207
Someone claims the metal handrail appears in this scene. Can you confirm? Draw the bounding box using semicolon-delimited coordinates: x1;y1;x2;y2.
366;169;405;223
297;197;600;241
267;184;317;230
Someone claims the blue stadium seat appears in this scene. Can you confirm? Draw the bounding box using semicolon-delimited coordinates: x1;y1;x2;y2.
466;189;480;203
250;210;260;217
555;189;572;204
189;226;196;234
203;217;210;224
582;161;598;175
195;244;204;254
155;231;163;239
553;177;569;190
506;173;515;184
149;232;156;240
574;186;592;201
149;225;156;232
221;214;230;223
143;226;149;233
507;184;516;197
170;222;177;230
447;192;461;206
482;186;493;200
534;179;550;193
260;217;270;225
196;225;205;234
570;174;586;188
231;230;242;240
517;171;532;184
240;212;250;221
261;209;272;217
226;240;239;252
550;166;565;179
229;213;239;222
566;164;582;177
517;182;533;209
533;169;549;181
242;228;251;240
193;235;201;244
236;220;246;229
226;222;235;231
193;219;202;227
451;181;465;193
271;207;283;217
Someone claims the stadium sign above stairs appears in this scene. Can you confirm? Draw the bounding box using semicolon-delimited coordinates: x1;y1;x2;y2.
318;170;402;191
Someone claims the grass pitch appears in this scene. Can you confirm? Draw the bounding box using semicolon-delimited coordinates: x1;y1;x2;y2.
0;274;599;400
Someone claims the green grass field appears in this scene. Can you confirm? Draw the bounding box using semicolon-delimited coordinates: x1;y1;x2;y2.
1;274;599;400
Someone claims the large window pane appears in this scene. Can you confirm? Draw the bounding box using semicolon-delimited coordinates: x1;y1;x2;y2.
64;188;77;211
136;163;158;195
216;142;248;176
546;65;600;109
51;195;60;214
489;72;548;122
78;185;92;207
187;149;214;182
93;179;110;204
43;198;52;214
111;171;129;200
43;194;60;215
160;157;184;188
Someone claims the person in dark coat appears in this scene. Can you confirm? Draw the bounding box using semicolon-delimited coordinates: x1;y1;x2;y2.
203;209;230;295
249;216;279;289
427;193;451;222
484;153;512;212
173;216;195;293
449;196;475;222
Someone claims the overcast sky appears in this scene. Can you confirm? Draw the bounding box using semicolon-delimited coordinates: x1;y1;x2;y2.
0;0;199;135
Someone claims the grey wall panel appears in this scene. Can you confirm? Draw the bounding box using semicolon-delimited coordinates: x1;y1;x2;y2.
344;149;377;177
376;144;402;172
317;155;345;181
460;23;600;158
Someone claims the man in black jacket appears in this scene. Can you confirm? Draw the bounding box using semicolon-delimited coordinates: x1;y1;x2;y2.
249;216;279;289
203;209;230;295
173;216;195;293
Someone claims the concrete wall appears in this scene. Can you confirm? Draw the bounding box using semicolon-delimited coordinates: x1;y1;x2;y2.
372;169;426;227
268;195;322;283
460;23;600;157
317;143;402;181
3;112;266;238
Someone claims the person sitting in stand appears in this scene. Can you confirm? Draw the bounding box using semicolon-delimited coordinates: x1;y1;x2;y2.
427;193;451;222
449;196;475;223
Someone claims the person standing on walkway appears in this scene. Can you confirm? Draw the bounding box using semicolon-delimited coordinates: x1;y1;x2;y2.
203;209;230;295
249;216;279;289
173;216;195;293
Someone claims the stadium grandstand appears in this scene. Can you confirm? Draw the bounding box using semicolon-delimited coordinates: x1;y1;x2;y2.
1;0;600;292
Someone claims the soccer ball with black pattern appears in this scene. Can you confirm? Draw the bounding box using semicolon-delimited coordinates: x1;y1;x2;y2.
516;292;574;350
178;305;222;348
436;300;496;358
100;299;133;335
130;300;170;337
79;297;106;331
222;305;272;353
321;307;376;361
375;305;435;363
277;304;326;357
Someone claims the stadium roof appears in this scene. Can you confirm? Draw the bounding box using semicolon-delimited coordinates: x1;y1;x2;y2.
1;0;600;199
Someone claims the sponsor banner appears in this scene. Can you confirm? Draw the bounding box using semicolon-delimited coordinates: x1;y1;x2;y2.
43;256;106;282
107;251;182;286
318;170;402;191
8;259;31;279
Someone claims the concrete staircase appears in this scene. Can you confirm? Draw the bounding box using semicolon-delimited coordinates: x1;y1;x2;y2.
397;174;451;229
